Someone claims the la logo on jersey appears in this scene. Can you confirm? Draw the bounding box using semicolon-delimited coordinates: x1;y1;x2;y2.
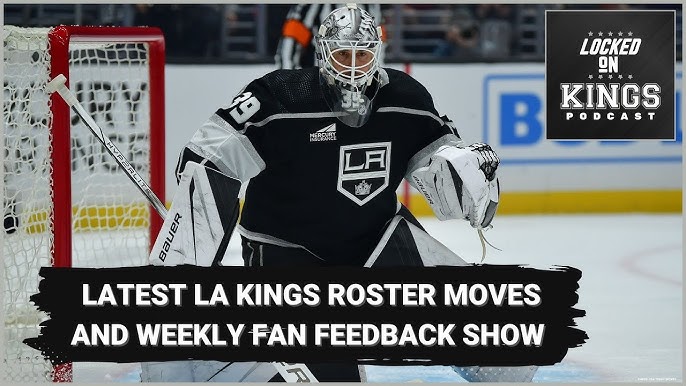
338;142;391;206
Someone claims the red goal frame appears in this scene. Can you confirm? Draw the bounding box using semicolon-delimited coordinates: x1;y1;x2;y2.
46;26;165;381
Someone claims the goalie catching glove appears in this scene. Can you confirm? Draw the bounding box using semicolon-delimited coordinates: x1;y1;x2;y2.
410;143;500;228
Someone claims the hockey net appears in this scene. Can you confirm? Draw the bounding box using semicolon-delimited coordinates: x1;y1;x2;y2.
2;25;165;382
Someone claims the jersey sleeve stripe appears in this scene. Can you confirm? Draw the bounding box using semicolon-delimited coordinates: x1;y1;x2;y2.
376;106;445;126
244;111;344;129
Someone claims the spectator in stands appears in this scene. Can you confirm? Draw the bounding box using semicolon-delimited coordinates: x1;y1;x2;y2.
133;5;184;55
225;4;260;55
401;4;452;54
134;4;223;58
473;4;515;21
433;7;480;58
471;4;516;58
177;5;223;58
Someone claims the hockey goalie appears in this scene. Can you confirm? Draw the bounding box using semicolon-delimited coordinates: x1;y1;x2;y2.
144;4;535;383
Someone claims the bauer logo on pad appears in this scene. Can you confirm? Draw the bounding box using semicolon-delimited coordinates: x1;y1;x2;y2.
545;10;675;140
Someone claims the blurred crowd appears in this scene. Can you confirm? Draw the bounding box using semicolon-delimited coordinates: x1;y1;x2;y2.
3;3;682;63
127;4;292;59
395;3;680;59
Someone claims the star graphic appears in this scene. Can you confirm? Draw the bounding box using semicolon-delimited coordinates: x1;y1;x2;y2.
598;74;603;79
589;74;594;79
608;31;613;36
618;31;624;36
598;31;604;36
608;74;613;79
618;74;623;79
628;74;633;79
588;31;593;36
628;31;633;36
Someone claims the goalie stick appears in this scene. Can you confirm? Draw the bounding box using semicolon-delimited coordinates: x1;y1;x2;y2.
46;74;168;219
45;74;318;383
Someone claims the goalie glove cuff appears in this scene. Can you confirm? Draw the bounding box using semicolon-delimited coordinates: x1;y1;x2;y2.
410;144;500;228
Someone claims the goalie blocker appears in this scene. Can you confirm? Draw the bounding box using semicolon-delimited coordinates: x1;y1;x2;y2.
147;198;536;382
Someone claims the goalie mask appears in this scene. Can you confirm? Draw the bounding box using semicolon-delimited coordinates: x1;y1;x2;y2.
315;4;383;127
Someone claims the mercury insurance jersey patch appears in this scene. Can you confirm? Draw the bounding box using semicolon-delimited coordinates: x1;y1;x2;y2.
546;10;675;140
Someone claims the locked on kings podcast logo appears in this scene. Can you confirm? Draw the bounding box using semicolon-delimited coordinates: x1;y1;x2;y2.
546;11;675;140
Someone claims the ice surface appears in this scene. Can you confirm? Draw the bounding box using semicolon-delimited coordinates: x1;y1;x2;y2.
66;214;681;382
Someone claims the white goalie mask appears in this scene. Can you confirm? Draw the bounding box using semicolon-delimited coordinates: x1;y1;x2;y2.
315;4;383;127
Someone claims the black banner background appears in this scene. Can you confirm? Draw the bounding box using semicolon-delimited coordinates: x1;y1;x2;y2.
25;264;586;367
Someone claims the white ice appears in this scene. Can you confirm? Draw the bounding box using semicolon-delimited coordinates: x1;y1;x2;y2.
68;214;682;383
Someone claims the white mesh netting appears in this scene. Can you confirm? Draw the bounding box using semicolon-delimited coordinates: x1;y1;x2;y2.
3;26;157;382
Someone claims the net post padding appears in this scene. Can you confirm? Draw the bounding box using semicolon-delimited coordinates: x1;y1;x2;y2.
48;26;72;270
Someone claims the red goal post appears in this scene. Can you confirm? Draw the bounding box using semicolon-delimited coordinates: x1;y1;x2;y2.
48;26;166;269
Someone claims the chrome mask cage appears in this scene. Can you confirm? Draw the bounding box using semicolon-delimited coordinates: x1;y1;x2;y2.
318;39;381;89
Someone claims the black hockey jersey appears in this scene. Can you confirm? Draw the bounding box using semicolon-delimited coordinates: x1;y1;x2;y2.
182;67;461;266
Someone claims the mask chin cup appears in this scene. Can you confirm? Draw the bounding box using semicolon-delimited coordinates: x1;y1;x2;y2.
320;70;379;128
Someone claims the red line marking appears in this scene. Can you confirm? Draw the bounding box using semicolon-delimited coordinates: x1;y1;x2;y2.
619;244;682;287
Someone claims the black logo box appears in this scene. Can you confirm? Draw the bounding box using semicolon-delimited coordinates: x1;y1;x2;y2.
546;10;675;140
